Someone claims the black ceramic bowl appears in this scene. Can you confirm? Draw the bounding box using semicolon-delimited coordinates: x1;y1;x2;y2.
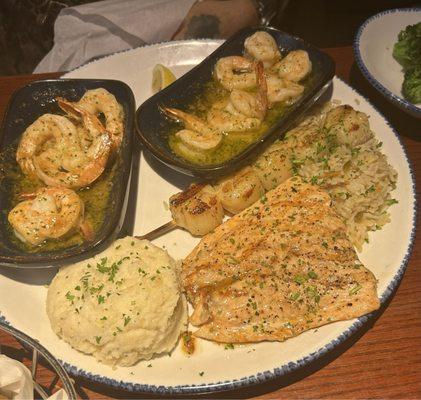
136;26;335;178
0;79;135;268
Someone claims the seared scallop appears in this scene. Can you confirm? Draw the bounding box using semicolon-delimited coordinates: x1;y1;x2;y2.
215;166;265;214
169;184;224;236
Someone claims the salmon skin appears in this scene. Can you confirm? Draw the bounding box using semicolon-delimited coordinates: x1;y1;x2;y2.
182;177;380;343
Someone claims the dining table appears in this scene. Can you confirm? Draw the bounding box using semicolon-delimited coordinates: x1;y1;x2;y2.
0;45;420;400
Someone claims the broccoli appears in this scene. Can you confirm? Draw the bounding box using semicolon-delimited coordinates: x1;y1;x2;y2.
392;22;421;103
402;67;421;104
393;23;421;69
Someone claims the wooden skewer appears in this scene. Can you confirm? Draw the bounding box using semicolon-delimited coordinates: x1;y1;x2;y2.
135;220;177;241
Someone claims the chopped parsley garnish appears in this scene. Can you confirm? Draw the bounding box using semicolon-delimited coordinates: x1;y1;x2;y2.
96;257;108;273
65;292;75;302
294;274;307;285
290;292;300;301
307;270;318;279
386;199;399;206
349;284;362;295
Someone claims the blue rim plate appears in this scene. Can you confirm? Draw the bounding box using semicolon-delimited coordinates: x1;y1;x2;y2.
354;7;421;118
0;40;416;395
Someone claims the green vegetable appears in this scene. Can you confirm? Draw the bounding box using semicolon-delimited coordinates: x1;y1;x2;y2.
393;23;421;70
393;23;421;103
402;67;421;104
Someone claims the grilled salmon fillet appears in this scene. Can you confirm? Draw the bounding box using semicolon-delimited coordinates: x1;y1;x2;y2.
182;177;380;343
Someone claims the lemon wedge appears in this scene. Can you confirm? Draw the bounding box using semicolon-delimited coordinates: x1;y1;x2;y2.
152;64;176;93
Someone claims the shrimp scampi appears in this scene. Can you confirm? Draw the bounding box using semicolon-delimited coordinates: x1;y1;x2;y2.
166;32;314;164
33;132;112;189
8;187;90;245
244;31;281;67
163;107;222;151
208;61;268;132
16;107;113;189
274;50;312;82
7;87;125;248
16;114;81;179
265;75;304;105
68;88;124;150
57;97;107;151
214;56;257;90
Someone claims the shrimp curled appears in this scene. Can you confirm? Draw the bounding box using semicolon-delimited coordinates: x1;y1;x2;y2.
8;187;89;245
214;56;257;90
162;106;222;151
60;88;124;150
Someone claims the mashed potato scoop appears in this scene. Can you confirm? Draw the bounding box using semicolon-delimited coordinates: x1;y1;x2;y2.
46;236;187;367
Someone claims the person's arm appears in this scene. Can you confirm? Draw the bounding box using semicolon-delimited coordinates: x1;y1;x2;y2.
171;0;259;40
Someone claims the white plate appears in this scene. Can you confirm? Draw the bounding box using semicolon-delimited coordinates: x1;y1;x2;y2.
0;40;416;395
354;7;421;118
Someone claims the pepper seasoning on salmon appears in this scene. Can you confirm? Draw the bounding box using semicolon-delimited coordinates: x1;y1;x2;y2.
182;177;380;343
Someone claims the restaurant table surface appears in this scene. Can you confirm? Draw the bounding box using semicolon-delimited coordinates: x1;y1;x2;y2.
0;46;420;400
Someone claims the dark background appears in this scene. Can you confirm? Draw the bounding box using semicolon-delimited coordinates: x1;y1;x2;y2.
0;0;419;75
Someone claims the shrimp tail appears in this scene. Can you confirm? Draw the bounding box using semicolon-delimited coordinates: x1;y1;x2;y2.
80;219;94;241
256;61;268;118
160;106;188;123
57;97;82;121
19;192;37;200
58;97;107;138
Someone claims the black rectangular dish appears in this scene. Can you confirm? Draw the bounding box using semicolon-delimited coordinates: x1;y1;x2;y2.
135;26;335;178
0;79;135;268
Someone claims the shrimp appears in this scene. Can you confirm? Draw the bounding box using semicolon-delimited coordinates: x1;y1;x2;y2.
207;101;262;132
208;61;268;132
16;114;80;179
230;61;268;120
8;187;88;245
244;31;281;67
16;110;112;189
215;166;265;214
214;56;257;90
162;107;222;151
266;75;304;105
33;132;112;189
169;184;224;236
57;97;106;151
66;88;124;150
275;50;312;82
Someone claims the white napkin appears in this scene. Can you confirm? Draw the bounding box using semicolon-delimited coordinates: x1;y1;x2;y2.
0;355;68;400
34;0;196;73
0;355;33;400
